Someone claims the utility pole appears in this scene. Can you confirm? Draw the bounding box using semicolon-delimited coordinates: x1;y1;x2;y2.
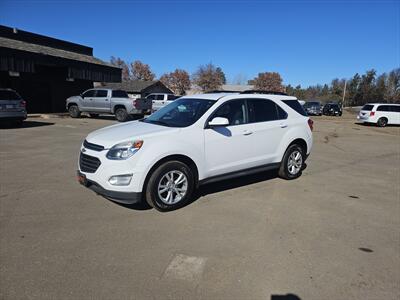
342;80;347;108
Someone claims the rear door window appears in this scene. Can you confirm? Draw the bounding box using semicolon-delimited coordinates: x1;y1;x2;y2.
282;100;308;116
95;90;108;97
112;90;128;98
155;95;165;100
247;99;286;122
391;105;400;112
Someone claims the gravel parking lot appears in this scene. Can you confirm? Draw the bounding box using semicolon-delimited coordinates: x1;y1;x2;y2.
1;112;399;300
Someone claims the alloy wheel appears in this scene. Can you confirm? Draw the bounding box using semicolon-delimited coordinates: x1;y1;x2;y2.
287;150;303;175
157;170;188;204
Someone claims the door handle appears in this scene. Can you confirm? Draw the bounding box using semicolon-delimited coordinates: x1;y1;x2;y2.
280;123;288;128
243;130;253;135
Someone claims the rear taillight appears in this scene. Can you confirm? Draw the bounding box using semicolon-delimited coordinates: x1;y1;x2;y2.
308;118;314;131
20;100;26;107
133;100;139;109
370;111;375;117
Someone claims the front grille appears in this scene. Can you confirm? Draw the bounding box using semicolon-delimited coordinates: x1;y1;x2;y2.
83;140;104;152
80;153;101;173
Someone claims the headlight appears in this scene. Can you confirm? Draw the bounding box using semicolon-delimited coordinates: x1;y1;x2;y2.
106;140;143;160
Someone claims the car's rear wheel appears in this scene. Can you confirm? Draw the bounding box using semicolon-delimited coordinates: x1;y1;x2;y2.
115;107;129;122
377;117;388;127
145;161;195;212
279;144;305;180
68;105;81;118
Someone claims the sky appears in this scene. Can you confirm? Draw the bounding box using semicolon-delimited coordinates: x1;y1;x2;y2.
1;0;399;87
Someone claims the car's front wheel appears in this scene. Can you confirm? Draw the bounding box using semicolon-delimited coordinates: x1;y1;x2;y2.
145;161;195;212
68;105;81;118
279;144;305;180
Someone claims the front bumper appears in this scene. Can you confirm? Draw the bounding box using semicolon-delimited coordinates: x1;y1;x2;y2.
78;171;142;204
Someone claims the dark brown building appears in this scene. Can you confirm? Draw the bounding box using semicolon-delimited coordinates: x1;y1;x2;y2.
0;25;121;113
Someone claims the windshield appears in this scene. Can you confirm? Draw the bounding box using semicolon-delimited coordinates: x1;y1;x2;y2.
141;98;216;127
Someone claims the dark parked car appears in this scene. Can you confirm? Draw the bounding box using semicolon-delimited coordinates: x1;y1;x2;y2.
0;89;27;126
323;103;342;116
303;101;322;116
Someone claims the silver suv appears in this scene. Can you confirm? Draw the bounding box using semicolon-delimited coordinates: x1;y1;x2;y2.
0;89;27;126
66;88;152;122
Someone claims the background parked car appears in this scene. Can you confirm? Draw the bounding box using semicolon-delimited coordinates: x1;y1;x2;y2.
323;103;342;116
66;88;152;122
303;101;322;116
357;103;400;127
146;93;180;112
0;88;27;126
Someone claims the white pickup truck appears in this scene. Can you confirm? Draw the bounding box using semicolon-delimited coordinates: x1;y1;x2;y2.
146;93;180;112
66;88;152;122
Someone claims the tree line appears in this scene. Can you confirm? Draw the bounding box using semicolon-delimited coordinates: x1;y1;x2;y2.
286;69;400;105
110;56;399;105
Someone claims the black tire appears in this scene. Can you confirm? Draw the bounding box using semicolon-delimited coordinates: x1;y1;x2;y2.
115;107;129;122
89;113;99;118
278;144;305;180
68;105;81;118
377;117;387;127
145;160;195;212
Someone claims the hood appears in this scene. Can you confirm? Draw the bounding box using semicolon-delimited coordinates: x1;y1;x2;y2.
86;120;178;148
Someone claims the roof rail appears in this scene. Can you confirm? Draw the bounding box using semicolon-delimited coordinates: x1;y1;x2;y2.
205;90;239;94
240;90;288;96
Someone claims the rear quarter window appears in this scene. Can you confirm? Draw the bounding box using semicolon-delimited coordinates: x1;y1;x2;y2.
282;100;307;116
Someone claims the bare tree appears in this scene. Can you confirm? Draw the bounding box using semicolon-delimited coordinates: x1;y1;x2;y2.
252;72;285;92
130;60;155;81
110;56;130;81
386;68;400;102
160;69;191;95
192;63;225;92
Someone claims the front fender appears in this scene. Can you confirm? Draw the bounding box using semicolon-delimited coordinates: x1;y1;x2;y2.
134;136;204;192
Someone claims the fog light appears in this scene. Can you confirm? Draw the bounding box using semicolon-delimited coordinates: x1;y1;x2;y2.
108;174;132;186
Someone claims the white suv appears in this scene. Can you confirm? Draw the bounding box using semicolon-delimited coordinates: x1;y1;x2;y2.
357;103;400;127
77;92;313;211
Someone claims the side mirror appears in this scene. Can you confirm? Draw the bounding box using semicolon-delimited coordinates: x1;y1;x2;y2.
208;117;229;127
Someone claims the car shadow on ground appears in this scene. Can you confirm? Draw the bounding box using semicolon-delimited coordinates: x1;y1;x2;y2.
271;294;301;300
115;163;308;211
194;169;279;199
0;120;55;129
115;169;281;212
